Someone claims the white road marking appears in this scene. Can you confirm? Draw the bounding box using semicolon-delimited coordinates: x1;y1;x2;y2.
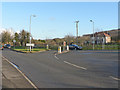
109;76;120;81
64;61;87;70
2;57;38;89
11;62;19;69
54;55;59;60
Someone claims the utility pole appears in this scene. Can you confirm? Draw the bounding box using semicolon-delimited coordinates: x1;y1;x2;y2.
75;21;79;45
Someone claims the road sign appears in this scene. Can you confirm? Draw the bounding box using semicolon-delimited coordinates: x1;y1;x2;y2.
26;43;34;47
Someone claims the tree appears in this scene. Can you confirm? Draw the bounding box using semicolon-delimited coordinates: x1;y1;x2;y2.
2;31;12;44
19;30;30;46
14;32;19;42
64;34;75;45
26;32;30;43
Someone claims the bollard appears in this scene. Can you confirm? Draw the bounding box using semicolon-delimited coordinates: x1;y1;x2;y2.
67;45;69;51
47;44;49;49
30;46;31;51
75;48;77;50
63;46;65;51
32;46;33;51
58;46;61;53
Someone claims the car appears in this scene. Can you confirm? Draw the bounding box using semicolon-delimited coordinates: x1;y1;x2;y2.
0;45;4;50
69;44;82;50
5;44;11;49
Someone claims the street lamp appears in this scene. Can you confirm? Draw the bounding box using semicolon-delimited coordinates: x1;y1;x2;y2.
90;20;95;50
75;21;79;45
29;15;36;51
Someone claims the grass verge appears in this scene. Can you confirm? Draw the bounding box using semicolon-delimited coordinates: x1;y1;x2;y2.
11;46;50;53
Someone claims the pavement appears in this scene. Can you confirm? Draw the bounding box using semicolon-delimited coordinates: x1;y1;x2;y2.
2;48;119;88
2;56;37;89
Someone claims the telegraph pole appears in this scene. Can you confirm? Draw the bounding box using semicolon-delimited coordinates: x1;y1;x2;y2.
75;21;79;45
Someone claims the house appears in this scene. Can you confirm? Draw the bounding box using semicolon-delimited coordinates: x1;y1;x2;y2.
103;33;111;43
90;32;111;44
83;29;119;44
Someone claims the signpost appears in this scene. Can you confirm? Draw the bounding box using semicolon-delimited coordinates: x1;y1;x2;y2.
102;37;104;50
26;43;34;51
26;43;34;47
13;40;16;49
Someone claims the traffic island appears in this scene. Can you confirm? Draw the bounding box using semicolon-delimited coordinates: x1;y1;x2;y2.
56;46;70;55
11;48;51;53
58;50;70;54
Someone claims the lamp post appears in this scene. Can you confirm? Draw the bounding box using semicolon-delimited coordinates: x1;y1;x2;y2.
29;15;36;51
75;21;79;45
90;20;95;50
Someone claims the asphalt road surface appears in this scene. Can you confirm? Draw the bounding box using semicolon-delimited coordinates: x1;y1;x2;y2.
2;49;119;88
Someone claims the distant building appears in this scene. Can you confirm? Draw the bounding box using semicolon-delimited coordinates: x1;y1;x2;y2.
103;33;111;43
84;32;111;44
90;32;111;44
82;29;119;44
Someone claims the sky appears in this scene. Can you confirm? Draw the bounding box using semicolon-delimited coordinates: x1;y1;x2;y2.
2;2;118;40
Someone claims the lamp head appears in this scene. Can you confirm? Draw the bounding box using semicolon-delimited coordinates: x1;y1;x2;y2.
32;15;36;17
90;20;93;22
76;21;79;23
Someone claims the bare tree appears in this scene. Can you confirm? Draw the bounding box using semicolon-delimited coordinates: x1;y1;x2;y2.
1;31;13;44
64;34;75;45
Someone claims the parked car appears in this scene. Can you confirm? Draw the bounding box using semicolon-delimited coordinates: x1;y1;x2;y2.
4;44;11;49
0;45;4;50
69;44;82;50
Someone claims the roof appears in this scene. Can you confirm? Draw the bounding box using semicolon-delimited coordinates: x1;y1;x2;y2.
104;33;110;37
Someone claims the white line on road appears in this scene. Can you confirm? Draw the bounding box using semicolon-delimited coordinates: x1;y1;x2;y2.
109;76;120;81
63;61;87;70
54;55;59;60
2;57;38;89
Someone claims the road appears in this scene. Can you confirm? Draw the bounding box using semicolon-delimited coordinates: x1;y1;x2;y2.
2;49;119;88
